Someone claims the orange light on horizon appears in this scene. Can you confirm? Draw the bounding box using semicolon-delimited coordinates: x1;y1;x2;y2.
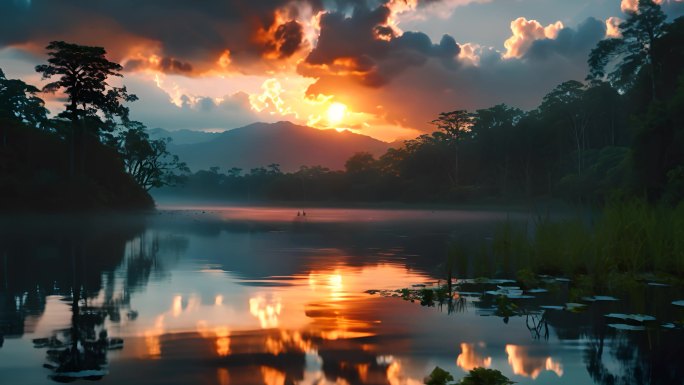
327;102;347;126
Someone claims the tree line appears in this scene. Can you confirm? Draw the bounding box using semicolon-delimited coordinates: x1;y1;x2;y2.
0;42;187;209
162;1;684;205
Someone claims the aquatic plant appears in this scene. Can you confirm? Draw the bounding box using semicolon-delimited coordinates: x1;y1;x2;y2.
424;367;515;385
420;288;436;306
488;198;684;294
457;368;515;385
424;366;454;385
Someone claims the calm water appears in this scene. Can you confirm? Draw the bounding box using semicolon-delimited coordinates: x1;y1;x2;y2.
0;207;682;385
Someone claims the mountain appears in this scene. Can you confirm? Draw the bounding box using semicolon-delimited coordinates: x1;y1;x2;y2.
148;127;220;145
169;121;391;172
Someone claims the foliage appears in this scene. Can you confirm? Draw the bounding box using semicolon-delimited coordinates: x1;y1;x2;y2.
0;120;153;210
424;367;514;385
0;68;48;129
117;122;189;191
35;41;136;128
162;10;684;206
429;110;475;186
424;366;454;385
488;198;684;290
0;40;190;209
457;368;515;385
587;0;667;98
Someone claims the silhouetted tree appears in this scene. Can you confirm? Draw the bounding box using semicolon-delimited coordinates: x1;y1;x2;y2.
471;104;524;194
587;0;667;100
0;69;48;129
344;152;376;175
430;110;474;186
117;122;189;191
35;41;137;176
226;167;243;178
540;81;591;175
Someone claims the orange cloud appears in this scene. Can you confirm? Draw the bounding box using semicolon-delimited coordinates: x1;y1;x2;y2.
456;343;492;371
621;0;683;12
605;17;623;38
505;345;563;379
504;17;564;59
458;43;481;66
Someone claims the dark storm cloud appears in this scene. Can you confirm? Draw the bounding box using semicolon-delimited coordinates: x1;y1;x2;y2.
302;4;460;86
126;57;194;74
273;20;305;58
304;16;608;131
525;17;605;61
0;0;451;74
0;0;329;73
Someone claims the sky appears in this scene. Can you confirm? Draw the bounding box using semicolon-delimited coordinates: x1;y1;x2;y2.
1;0;683;142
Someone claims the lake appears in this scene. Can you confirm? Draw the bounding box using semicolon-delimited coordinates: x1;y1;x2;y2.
0;207;682;385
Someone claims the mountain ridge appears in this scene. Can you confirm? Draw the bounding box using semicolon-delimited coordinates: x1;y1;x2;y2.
165;121;392;172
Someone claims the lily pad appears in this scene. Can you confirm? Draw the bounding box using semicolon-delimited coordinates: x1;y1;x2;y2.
608;323;646;331
605;313;656;323
661;323;676;329
527;288;549;293
454;291;481;297
484;289;533;299
647;282;670;287
465;278;516;284
582;295;619;302
539;305;564;310
565;303;587;311
672;300;684;307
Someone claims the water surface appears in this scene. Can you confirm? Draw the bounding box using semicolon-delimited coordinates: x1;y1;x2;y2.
0;207;682;385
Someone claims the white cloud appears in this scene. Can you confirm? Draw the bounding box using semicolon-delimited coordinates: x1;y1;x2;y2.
503;17;564;59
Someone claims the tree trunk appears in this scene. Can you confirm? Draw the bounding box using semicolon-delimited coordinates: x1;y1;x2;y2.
452;146;459;187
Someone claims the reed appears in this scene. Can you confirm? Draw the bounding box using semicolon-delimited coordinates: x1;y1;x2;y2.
487;198;684;289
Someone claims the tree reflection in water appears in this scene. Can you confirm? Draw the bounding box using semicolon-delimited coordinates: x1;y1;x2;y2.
33;242;118;382
0;215;158;382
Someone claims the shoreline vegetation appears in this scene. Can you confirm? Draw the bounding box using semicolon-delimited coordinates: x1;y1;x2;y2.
155;7;684;211
1;2;683;216
0;42;186;211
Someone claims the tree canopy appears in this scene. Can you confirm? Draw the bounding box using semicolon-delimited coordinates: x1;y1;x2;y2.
0;68;48;129
35;41;137;132
587;0;667;99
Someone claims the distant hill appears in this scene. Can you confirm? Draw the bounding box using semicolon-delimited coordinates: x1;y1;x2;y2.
148;127;220;145
168;121;391;172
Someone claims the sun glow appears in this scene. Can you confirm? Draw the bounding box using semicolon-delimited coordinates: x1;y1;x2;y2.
327;102;347;125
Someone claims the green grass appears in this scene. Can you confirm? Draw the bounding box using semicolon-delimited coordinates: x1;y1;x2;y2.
488;198;684;292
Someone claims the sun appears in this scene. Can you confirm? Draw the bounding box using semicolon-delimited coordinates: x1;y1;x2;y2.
327;102;347;125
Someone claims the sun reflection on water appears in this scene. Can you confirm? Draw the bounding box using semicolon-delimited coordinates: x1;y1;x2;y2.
249;295;283;328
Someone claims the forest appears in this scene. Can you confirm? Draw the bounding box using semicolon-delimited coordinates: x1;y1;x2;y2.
0;42;186;210
1;2;683;209
161;4;684;207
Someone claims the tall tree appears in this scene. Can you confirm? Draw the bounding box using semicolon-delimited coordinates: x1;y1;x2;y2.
117;122;189;191
587;0;667;100
35;41;137;176
540;80;591;175
471;104;524;194
430;110;474;186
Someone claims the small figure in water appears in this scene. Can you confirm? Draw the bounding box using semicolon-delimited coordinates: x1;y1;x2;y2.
302;210;306;217
297;211;301;217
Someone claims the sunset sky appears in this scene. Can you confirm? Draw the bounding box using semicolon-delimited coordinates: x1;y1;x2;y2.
1;0;683;142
